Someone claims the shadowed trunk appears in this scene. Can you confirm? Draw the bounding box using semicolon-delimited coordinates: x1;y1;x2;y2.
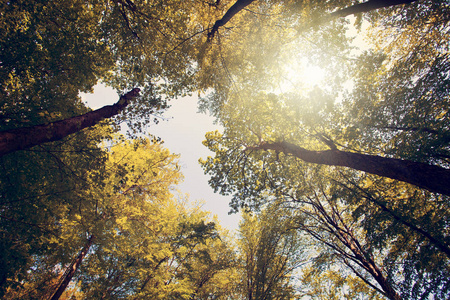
252;141;450;196
207;0;416;41
329;0;415;19
297;196;402;300
207;0;255;41
50;235;95;300
0;88;140;157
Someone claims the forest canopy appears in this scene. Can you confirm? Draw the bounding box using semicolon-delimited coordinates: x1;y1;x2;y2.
0;0;449;299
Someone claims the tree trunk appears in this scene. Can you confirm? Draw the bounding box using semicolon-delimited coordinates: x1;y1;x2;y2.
302;199;402;300
344;237;401;300
253;141;450;196
0;88;140;157
50;234;95;300
207;0;255;41
329;0;416;19
208;0;416;40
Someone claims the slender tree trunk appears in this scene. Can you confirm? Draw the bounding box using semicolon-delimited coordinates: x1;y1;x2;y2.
137;256;169;295
50;235;95;300
207;0;416;41
344;236;401;300
207;0;255;41
329;0;416;19
0;88;140;157
252;141;450;196
303;200;402;300
337;178;450;258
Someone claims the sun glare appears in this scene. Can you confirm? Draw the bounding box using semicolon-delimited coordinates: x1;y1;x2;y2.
298;64;326;87
281;57;326;93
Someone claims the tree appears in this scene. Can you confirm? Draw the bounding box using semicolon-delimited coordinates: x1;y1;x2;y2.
327;0;416;20
206;0;417;41
0;0;220;153
0;122;110;297
5;137;237;300
49;235;95;300
237;201;307;299
200;1;449;298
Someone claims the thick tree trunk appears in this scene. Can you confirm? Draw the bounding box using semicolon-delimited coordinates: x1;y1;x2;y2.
50;235;95;300
0;88;140;157
207;0;255;41
253;141;450;196
329;0;416;19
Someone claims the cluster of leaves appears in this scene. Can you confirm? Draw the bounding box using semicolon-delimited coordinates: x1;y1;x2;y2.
0;0;224;137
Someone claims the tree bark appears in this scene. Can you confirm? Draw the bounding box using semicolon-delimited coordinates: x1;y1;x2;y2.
0;88;140;157
207;0;255;41
252;141;450;196
50;235;95;300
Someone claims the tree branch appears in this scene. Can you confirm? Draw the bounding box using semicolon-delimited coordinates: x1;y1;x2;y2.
207;0;255;41
329;0;416;19
0;88;140;157
250;140;450;196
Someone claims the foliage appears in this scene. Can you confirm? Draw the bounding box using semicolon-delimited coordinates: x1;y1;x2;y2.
1;137;237;299
0;123;111;297
200;0;450;299
0;0;220;137
2;0;450;299
236;201;307;299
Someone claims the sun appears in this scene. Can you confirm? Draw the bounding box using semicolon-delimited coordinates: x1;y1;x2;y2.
281;57;326;92
298;64;326;87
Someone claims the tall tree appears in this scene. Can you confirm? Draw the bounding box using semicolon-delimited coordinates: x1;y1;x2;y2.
237;201;306;299
23;138;237;300
49;235;95;300
0;123;110;297
199;1;449;298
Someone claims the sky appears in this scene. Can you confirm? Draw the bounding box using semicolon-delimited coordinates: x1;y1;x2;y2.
79;18;369;234
80;85;240;232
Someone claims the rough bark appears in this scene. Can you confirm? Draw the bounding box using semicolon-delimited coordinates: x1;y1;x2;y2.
252;141;450;196
0;88;140;157
50;235;95;300
207;0;255;41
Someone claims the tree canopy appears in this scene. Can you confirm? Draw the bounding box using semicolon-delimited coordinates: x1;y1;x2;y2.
1;0;449;299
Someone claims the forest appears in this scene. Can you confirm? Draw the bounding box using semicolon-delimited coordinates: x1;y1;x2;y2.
0;0;449;299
